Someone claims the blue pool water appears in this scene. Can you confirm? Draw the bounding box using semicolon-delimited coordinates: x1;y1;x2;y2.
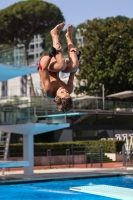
1;175;133;200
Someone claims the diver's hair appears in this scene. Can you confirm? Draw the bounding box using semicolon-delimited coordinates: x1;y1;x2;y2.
54;96;72;112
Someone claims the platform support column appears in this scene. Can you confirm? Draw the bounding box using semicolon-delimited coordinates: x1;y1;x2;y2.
23;134;34;175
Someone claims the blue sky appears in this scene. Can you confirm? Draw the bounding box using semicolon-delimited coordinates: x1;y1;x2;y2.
1;0;133;26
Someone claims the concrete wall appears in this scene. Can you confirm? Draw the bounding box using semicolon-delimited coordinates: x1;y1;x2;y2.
5;153;123;166
0;76;21;97
0;72;41;98
105;153;122;161
54;129;72;142
8;155;86;166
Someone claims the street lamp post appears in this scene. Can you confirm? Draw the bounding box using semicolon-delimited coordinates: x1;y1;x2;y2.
99;83;105;110
102;84;105;110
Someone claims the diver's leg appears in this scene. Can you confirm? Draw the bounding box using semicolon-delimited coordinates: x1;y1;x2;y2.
62;24;79;73
48;22;66;72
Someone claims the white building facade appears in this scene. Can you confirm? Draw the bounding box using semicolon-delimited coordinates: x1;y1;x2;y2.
27;34;44;66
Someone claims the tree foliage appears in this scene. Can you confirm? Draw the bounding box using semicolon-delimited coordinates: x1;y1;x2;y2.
75;16;133;96
0;0;65;64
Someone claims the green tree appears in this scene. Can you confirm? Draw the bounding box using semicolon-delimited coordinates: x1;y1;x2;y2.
0;0;65;96
75;17;133;96
0;0;65;65
106;15;129;22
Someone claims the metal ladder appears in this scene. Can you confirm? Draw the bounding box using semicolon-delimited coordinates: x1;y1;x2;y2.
0;131;11;175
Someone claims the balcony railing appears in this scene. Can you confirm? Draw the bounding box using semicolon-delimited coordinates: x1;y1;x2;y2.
0;99;67;125
0;96;133;126
72;98;133;111
0;47;25;66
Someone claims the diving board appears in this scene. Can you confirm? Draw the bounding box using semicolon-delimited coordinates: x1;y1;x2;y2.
0;123;70;135
0;123;70;176
0;161;29;168
70;185;133;200
38;112;88;118
0;63;37;82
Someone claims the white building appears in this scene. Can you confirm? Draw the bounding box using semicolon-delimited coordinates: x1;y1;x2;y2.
76;28;86;47
14;34;44;66
27;34;44;66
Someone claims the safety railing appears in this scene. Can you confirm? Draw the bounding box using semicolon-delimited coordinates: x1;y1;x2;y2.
73;99;133;111
0;101;133;125
87;146;103;168
7;146;103;168
1;95;133;110
0;99;67;125
1;95;133;126
2;96;133;113
122;145;133;167
0;47;25;66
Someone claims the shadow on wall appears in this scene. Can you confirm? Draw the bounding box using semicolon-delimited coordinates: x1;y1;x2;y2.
98;130;109;139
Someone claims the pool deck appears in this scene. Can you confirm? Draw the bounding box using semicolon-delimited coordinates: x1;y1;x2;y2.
0;162;133;184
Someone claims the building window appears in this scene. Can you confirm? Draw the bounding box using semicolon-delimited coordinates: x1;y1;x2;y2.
1;81;7;97
20;75;27;96
30;44;34;49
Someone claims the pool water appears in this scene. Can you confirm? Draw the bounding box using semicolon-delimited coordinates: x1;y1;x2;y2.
1;175;133;200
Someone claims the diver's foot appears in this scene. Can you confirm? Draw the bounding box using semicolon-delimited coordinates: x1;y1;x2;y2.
50;22;65;36
65;24;74;39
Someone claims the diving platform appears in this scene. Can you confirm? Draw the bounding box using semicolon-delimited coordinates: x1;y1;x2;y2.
70;185;133;200
0;101;87;175
0;161;29;168
0;63;37;82
0;49;88;176
0;122;70;176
